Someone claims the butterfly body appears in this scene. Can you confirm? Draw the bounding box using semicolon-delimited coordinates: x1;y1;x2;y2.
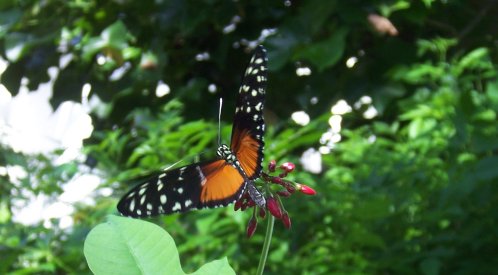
118;46;267;218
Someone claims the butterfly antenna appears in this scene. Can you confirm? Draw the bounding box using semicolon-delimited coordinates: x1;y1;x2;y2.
218;97;223;146
163;158;186;171
160;150;208;172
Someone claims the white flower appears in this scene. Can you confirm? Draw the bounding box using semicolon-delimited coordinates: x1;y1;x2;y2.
331;99;352;115
1;60;97;230
300;148;322;174
292;111;310;126
155;80;171;97
0;68;93;154
363;105;378;119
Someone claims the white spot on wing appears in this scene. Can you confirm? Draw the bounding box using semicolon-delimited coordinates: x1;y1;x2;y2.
160;195;167;204
185;200;192;207
129;200;135;211
172;202;181;211
178;187;183;194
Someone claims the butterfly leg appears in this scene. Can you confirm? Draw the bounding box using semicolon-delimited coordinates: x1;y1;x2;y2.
247;181;266;208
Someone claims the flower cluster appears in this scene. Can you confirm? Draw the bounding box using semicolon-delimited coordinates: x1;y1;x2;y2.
234;160;317;238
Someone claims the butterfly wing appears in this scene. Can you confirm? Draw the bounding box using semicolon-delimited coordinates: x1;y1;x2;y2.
197;160;247;208
117;160;246;217
230;45;267;180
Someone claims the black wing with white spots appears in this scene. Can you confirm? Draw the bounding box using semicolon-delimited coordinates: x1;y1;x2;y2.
117;163;205;217
230;45;267;180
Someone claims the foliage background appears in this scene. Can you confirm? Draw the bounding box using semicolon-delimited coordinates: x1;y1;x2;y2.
1;0;498;274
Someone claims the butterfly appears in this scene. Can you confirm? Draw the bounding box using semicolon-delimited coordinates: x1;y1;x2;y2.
117;46;267;217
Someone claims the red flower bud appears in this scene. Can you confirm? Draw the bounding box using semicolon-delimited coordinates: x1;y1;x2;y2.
271;176;283;185
234;199;243;211
246;216;258;238
298;184;316;195
240;201;248;211
267;197;282;219
286;186;296;193
280;162;295;173
259;207;266;219
281;212;291;229
276;190;291;197
268;160;276;172
247;199;256;207
278;172;288;178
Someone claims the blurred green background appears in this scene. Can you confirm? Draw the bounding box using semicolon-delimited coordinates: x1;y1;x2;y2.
1;0;497;274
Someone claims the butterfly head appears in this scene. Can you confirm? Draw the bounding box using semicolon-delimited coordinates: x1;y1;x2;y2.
217;144;237;165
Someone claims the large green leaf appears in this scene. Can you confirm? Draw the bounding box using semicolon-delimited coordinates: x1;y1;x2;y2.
84;215;235;275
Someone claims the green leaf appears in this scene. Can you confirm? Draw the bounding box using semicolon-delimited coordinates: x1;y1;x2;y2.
297;28;348;72
346;224;385;248
0;8;21;39
101;21;131;49
421;0;436;8
408;118;437;138
419;257;441;275
190;258;234;275
454;48;490;75
417;38;457;58
473;109;496;122
351;196;391;220
485;80;498;106
297;0;337;36
379;0;410;16
266;33;298;71
397;63;445;84
82;20;132;62
474;156;498;181
84;215;235;275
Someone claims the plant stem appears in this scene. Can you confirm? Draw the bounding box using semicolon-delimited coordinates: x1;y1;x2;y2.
256;214;274;275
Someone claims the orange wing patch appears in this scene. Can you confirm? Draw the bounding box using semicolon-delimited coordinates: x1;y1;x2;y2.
231;129;261;178
200;160;245;203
